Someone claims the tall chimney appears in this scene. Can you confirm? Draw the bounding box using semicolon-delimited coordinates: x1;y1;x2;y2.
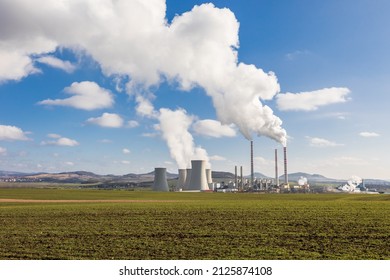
176;169;187;190
235;166;238;188
275;149;279;186
240;166;243;190
283;146;288;186
153;167;169;192
188;160;209;191
250;140;254;188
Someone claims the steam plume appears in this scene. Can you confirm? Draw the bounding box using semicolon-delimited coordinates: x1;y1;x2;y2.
1;0;287;148
157;108;209;169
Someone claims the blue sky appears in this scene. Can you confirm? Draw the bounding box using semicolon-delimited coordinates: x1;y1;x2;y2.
0;0;389;179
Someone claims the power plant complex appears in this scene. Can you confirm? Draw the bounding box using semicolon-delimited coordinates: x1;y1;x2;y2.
152;142;295;193
153;160;214;192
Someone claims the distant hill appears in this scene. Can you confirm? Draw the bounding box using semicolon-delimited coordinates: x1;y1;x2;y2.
1;170;389;185
244;172;270;179
286;172;336;182
0;171;30;177
244;172;333;181
22;171;102;183
142;170;178;179
212;171;235;179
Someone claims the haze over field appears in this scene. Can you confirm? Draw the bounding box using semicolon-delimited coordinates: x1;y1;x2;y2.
0;0;389;179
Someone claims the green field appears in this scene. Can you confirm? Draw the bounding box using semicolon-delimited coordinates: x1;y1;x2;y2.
0;188;389;260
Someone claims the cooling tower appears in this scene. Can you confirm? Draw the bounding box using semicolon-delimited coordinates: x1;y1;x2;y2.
206;168;213;190
153;167;169;192
188;160;209;191
183;168;192;190
206;168;212;184
176;169;187;190
283;146;288;185
275;149;279;186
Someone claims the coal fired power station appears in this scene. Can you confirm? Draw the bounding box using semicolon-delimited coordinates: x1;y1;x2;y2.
152;142;289;193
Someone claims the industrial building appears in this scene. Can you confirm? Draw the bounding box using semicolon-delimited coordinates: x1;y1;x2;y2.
152;142;293;193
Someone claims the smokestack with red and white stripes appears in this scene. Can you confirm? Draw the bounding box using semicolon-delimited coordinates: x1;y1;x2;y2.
283;146;288;186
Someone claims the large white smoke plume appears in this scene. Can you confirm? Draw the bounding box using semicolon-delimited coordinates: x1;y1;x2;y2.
339;175;363;192
157;108;209;169
0;0;287;167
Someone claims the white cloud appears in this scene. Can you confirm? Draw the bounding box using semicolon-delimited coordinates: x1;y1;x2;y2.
193;119;236;138
127;120;139;128
285;50;311;61
277;87;351;111
64;161;75;166
325;156;369;168
0;125;30;141
135;95;157;118
306;136;343;147
0;147;7;156
41;135;79;147
141;132;159;138
122;148;131;154
47;133;61;139
337;115;346;120
38;81;114;110
254;156;272;166
56;138;79;146
359;132;380;138
323;112;349;120
0;50;40;82
210;155;226;161
86;113;124;128
121;160;130;165
36;55;76;73
0;1;287;146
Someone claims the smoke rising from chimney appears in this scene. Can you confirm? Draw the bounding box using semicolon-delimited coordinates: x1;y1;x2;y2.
0;1;287;148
